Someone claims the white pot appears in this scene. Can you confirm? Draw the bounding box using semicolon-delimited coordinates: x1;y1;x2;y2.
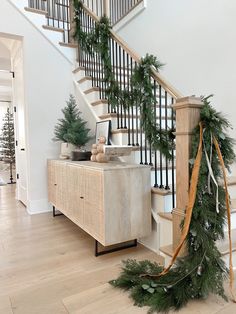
60;142;76;159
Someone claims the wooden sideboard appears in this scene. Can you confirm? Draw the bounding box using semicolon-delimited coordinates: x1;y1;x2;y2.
47;160;151;247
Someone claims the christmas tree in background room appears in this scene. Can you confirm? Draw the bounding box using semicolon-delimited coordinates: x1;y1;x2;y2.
0;107;15;184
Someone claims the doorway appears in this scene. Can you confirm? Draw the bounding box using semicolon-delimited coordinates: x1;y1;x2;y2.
0;35;28;206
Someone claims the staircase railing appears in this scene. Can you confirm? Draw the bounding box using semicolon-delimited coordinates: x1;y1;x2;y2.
28;0;71;43
80;0;143;25
77;3;182;209
109;0;144;25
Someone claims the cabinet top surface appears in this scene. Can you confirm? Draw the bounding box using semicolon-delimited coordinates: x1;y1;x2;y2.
48;160;151;171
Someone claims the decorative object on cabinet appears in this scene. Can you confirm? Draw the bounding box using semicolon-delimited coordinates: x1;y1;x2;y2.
53;95;92;159
95;120;111;145
91;136;109;163
47;160;151;255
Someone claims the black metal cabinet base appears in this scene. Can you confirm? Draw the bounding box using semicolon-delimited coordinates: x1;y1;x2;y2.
52;206;64;217
95;239;137;257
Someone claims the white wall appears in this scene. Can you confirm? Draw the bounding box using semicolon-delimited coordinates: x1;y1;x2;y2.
0;0;74;213
117;0;236;173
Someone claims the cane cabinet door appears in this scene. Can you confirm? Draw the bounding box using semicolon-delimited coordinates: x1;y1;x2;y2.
66;164;84;225
83;168;104;243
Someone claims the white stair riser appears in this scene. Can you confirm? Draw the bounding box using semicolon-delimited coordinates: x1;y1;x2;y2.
74;69;85;81
159;217;173;247
41;28;63;46
152;193;174;213
79;79;92;91
139;218;159;253
59;46;76;61
84;90;101;102
92;103;109;116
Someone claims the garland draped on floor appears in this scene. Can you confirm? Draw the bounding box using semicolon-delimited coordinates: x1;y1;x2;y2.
110;97;236;313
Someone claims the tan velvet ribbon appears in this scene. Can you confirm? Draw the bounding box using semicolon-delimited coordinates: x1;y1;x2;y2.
156;122;203;277
147;124;235;303
213;137;236;302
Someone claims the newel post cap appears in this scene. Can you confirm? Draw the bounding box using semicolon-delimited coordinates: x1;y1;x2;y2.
173;96;204;110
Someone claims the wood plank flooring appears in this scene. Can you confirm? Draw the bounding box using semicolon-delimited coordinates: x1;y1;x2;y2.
0;184;236;314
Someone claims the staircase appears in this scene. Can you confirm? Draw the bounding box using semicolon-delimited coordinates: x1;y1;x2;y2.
20;0;236;267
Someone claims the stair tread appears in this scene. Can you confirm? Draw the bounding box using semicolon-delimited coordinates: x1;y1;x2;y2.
151;187;174;196
158;212;173;221
42;25;64;33
91;99;108;106
24;7;47;15
84;87;100;94
78;76;92;84
59;42;78;48
73;66;85;74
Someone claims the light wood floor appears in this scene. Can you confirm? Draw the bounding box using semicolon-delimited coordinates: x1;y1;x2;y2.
0;185;235;314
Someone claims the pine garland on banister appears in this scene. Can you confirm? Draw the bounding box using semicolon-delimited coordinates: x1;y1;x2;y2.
110;96;236;313
73;0;173;158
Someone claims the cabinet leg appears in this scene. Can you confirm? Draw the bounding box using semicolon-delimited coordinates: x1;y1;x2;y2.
95;239;137;257
52;206;64;217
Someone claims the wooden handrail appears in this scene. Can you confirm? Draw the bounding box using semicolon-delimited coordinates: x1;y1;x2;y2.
81;3;183;99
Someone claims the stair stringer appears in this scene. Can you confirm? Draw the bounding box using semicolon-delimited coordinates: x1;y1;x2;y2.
7;0;76;63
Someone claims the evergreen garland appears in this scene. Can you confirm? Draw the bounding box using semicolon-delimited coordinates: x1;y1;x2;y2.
110;97;236;313
53;95;91;148
73;0;173;157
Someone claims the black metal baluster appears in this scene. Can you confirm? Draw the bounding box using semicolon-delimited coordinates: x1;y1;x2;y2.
123;49;127;128
171;97;175;208
153;80;158;187
130;57;134;146
159;85;163;188
56;0;60;28
127;53;131;145
165;91;169;190
134;61;139;146
98;38;102;99
111;38;116;114
149;76;153;166
115;42;120;129
119;45;123;128
140;115;143;164
61;0;65;42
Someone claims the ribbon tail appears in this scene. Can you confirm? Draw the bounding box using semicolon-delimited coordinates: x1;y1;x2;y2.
213;136;236;303
156;122;203;277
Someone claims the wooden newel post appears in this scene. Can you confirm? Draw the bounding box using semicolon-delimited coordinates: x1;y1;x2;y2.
172;96;204;252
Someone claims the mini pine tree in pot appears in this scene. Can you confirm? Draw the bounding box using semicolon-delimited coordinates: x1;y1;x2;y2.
53;95;92;160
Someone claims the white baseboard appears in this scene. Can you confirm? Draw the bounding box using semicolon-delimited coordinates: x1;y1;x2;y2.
27;198;52;215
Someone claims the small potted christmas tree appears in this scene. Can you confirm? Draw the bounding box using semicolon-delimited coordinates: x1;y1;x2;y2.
53;95;92;160
0;108;15;184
